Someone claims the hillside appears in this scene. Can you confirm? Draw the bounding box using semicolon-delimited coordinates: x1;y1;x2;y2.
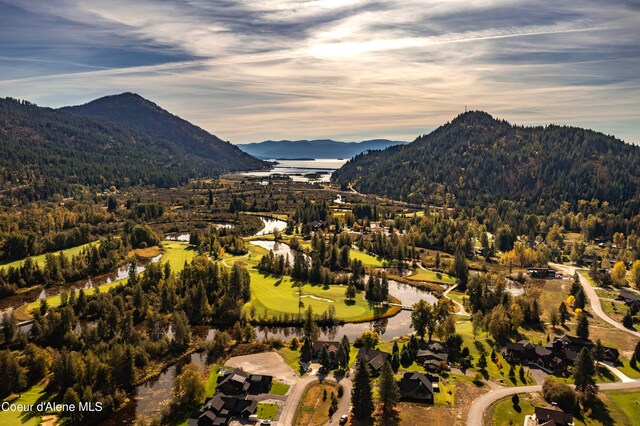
0;96;265;199
332;111;640;213
61;93;265;171
238;138;407;159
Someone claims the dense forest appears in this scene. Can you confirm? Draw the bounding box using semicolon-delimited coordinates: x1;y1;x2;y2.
0;95;265;200
332;112;640;216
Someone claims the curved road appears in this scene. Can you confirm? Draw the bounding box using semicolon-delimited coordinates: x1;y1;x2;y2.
550;263;640;338
277;368;352;426
467;380;640;426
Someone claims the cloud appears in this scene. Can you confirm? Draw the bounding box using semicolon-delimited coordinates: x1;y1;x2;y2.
0;0;638;144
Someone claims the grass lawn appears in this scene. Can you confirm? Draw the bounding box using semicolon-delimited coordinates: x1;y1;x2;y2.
456;319;536;387
616;358;640;379
205;364;225;397
270;381;291;395
293;381;340;426
243;271;400;322
256;403;279;421
0;241;100;270
407;269;455;285
604;390;640;425
277;347;303;374
488;390;638;426
0;385;53;426
350;249;384;267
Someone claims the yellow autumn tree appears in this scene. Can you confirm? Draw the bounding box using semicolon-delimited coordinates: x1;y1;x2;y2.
611;261;627;287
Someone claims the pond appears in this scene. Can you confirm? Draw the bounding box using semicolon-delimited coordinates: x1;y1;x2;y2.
253;216;288;236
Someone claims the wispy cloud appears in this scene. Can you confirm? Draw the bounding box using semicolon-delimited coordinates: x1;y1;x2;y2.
0;0;638;143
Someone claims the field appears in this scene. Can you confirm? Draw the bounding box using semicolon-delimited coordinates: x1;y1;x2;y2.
293;381;340;426
0;241;100;270
243;271;400;322
407;269;455;285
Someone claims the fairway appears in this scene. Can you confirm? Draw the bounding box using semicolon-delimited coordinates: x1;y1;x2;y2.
408;269;455;284
21;242;196;316
245;270;389;322
0;385;50;426
0;241;100;270
350;249;384;267
161;241;198;271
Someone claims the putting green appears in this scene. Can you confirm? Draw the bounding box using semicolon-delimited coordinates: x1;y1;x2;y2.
244;270;384;321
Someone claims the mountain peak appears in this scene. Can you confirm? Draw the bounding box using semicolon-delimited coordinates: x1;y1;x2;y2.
450;110;499;126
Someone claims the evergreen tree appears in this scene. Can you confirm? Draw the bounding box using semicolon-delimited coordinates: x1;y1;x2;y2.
378;360;400;412
558;302;569;325
576;313;589;339
573;348;598;402
351;360;374;420
454;250;469;291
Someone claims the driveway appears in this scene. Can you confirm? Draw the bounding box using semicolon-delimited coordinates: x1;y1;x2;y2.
277;368;353;426
550;263;640;338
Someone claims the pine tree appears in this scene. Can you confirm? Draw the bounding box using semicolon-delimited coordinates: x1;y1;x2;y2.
351;360;374;420
558;302;569;325
378;360;400;412
576;313;589;339
573;347;598;403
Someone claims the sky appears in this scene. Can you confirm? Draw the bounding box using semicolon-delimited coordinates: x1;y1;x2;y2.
0;0;639;144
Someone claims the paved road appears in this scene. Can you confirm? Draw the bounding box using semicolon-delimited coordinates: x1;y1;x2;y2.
467;380;640;426
550;263;640;338
276;368;352;426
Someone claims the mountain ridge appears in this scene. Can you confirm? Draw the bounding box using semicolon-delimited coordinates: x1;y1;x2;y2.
0;94;266;199
332;111;640;213
238;138;407;159
61;92;265;170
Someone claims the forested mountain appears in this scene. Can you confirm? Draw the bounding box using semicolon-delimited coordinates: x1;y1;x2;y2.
61;92;265;170
0;95;266;200
332;111;640;214
238;138;407;159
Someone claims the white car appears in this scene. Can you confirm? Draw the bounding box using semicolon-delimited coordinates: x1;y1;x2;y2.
339;414;348;425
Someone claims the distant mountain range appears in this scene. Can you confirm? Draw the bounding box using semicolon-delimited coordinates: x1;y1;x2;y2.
0;93;266;198
238;139;407;159
332;111;640;212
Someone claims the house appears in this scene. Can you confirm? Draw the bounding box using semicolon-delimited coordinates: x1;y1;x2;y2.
215;369;272;396
313;340;340;366
397;372;434;403
526;268;557;279
502;340;565;373
416;349;449;364
188;394;258;426
546;335;619;365
533;404;573;425
617;289;640;306
356;347;390;374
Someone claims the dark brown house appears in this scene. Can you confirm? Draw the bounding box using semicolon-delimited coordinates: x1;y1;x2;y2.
397;372;434;403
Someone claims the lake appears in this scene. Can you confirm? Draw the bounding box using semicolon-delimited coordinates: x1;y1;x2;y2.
240;158;347;182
